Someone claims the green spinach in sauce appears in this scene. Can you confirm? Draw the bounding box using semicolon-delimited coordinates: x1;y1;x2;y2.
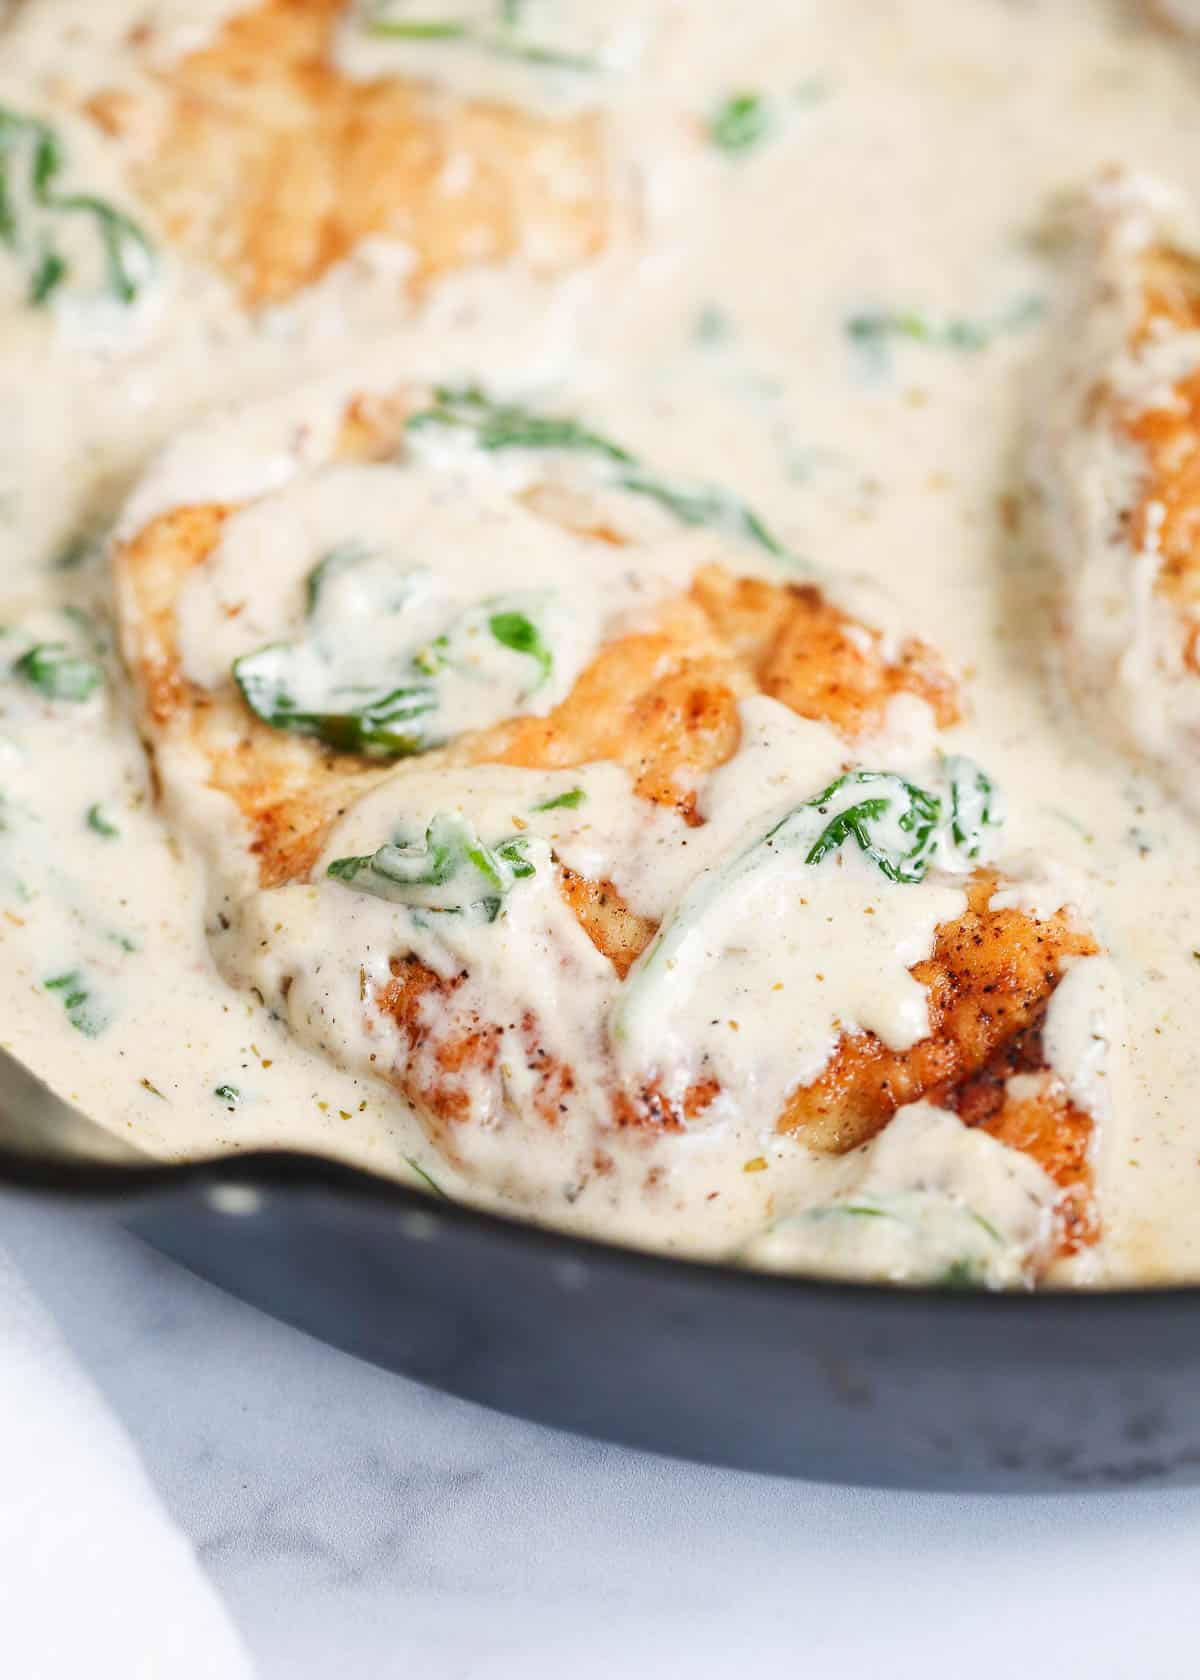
0;105;155;310
406;384;788;558
614;759;1003;1042
235;546;559;756
365;2;600;71
329;811;536;922
14;642;103;702
44;968;108;1037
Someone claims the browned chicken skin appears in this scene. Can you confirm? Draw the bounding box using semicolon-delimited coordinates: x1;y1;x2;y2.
1128;244;1200;623
778;873;1099;1254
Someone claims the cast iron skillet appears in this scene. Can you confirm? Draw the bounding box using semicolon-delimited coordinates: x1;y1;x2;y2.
1;1048;1195;1492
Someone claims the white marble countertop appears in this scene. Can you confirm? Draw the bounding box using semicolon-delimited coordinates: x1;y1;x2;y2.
3;1192;1199;1679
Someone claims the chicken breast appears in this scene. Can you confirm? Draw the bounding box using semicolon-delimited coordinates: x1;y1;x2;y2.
115;372;1114;1273
35;0;621;309
1032;171;1200;802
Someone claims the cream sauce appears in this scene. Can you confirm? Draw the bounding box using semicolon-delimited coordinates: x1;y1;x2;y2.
741;1102;1061;1290
4;0;1200;1283
607;702;977;1125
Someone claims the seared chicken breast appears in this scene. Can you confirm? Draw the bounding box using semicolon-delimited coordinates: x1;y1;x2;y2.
1032;171;1200;805
10;0;620;311
116;373;1116;1274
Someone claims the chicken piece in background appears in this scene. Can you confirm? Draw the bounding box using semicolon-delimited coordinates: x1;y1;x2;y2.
1031;170;1200;809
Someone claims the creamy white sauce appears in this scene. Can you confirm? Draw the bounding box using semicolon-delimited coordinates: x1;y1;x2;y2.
743;1104;1059;1289
1043;956;1123;1123
5;0;1200;1283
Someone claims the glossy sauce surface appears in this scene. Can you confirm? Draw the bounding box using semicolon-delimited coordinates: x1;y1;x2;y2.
3;0;1200;1284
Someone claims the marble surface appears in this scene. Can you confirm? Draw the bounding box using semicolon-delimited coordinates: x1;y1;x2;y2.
3;1192;1199;1680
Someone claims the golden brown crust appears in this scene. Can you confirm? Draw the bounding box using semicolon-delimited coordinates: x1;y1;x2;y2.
946;1021;1097;1254
84;0;618;308
476;598;751;826
375;956;576;1155
114;397;415;885
555;866;656;979
1126;245;1200;611
775;873;1099;1249
609;1076;721;1133
372;874;1098;1250
690;567;960;738
776;871;1095;1148
118;502;232;729
118;500;335;884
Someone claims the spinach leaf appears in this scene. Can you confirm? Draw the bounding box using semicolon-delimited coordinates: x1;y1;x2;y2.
52;527;106;573
304;539;377;613
693;303;734;345
14;641;103;702
947;757;1002;861
933;1260;986;1291
708;82;828;159
847;295;1044;361
234;546;563;756
0;104;155;310
44;968;108;1036
848;311;987;353
805;1202;893;1221
329;811;536;922
85;801;120;838
532;787;585;812
234;544;440;756
801;772;943;884
366;4;599;71
404;1155;449;1198
709;92;771;155
408;384;634;462
614;759;1003;1045
234;645;437;757
489;609;553;685
406;385;787;557
614;469;785;557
